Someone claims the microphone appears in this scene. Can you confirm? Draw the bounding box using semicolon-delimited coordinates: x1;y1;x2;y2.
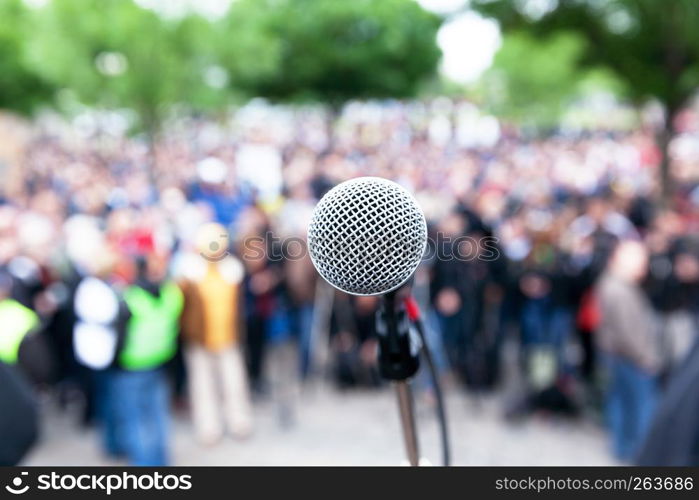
307;177;431;466
307;176;427;296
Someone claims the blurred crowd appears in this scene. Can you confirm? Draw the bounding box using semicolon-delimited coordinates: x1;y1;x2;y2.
1;98;699;466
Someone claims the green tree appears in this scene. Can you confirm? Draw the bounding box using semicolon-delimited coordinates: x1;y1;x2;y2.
220;0;442;106
0;0;54;114
27;0;224;137
473;0;699;200
482;30;613;128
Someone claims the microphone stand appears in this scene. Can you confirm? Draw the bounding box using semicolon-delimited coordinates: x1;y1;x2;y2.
395;380;420;466
376;289;421;466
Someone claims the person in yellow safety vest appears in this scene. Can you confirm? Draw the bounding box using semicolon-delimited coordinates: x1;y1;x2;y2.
0;272;41;465
0;272;40;367
119;281;183;371
105;255;183;466
0;299;39;365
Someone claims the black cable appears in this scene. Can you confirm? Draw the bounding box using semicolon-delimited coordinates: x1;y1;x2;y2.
412;316;451;466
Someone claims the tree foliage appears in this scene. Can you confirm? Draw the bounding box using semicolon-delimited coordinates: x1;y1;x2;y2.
0;0;54;114
482;30;620;127
2;0;442;131
473;0;699;196
474;0;699;116
26;0;224;133
221;0;442;105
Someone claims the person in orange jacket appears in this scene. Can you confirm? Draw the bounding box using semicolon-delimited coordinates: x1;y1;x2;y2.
177;223;253;444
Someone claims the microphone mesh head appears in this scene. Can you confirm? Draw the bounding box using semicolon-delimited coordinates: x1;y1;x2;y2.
308;177;427;296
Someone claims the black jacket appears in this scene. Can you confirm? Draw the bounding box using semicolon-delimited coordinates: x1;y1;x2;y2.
0;362;39;465
637;340;699;465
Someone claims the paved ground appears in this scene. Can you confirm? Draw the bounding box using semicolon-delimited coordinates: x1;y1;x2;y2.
23;382;616;466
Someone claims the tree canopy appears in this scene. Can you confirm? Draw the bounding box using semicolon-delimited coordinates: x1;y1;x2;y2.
473;0;699;197
221;0;442;106
481;30;622;128
0;0;54;114
26;0;226;133
473;0;699;118
0;0;442;129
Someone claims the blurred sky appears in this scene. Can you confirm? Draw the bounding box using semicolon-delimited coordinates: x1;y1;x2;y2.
416;0;501;84
21;0;501;85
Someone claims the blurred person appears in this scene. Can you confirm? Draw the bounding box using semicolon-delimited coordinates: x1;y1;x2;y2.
411;261;450;397
178;223;253;444
265;304;301;428
284;255;317;380
276;182;317;379
72;248;130;451
431;210;503;390
4;252;45;311
188;157;250;227
596;240;660;461
107;255;183;465
237;205;281;394
63;215;117;421
0;267;44;467
230;191;302;425
637;338;699;465
520;234;578;358
646;235;699;375
663;246;699;359
42;260;83;415
565;202;623;381
0;361;39;465
0;272;42;378
430;212;467;380
261;228;302;427
496;213;583;416
330;294;381;389
106;208;157;258
570;195;639;242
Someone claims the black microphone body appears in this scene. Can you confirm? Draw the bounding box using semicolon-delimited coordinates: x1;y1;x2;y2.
376;290;420;381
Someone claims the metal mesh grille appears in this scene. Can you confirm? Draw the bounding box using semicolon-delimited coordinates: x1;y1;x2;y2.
307;177;427;296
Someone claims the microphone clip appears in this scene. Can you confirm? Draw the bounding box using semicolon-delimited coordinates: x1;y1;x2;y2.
375;290;421;381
